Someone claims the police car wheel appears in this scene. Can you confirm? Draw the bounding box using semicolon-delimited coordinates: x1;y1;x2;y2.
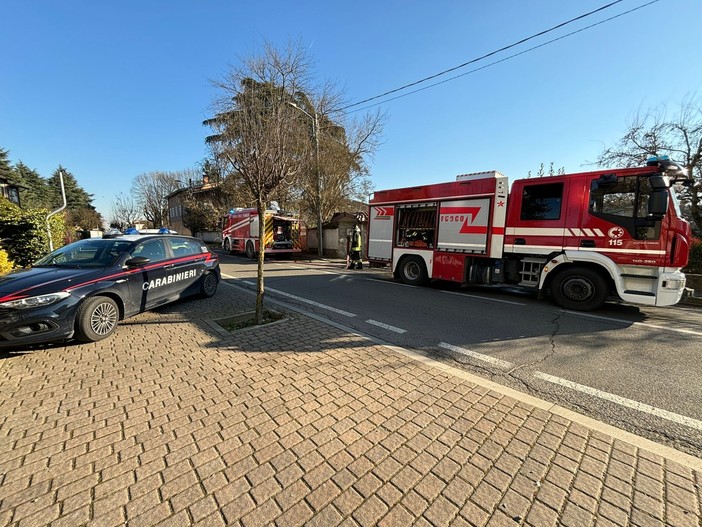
75;296;119;342
200;272;219;298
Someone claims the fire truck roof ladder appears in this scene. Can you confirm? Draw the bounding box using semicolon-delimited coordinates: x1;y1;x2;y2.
455;170;504;182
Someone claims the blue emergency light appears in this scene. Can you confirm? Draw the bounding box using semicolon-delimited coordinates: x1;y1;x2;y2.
646;155;671;166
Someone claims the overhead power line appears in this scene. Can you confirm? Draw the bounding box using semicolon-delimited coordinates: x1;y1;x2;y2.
346;0;660;113
339;0;648;112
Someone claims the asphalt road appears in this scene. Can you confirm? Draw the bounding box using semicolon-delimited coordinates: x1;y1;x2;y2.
218;252;702;457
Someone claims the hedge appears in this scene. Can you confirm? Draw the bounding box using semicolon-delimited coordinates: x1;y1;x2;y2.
0;198;65;269
0;248;12;276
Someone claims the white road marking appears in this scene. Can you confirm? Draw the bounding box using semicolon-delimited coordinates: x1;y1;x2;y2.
366;278;526;305
365;319;407;333
560;310;630;324
534;371;702;432
259;285;357;318
221;274;356;317
366;278;415;288
631;321;702;337
561;310;702;336
441;290;526;306
439;342;514;369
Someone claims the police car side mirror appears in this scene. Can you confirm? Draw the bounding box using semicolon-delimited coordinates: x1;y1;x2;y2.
125;256;150;267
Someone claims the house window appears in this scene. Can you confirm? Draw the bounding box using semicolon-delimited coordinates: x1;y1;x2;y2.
5;186;20;206
8;187;19;206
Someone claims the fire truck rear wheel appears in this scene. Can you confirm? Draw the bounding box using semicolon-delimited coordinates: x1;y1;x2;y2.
399;256;428;286
551;267;609;311
246;241;256;259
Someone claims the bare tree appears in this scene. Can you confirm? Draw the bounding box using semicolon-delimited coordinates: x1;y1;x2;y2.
131;169;197;228
290;88;385;234
597;95;702;232
110;192;142;229
206;41;311;324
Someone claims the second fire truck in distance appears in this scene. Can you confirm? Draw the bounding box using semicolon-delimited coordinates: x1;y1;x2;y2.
368;156;693;311
222;207;302;259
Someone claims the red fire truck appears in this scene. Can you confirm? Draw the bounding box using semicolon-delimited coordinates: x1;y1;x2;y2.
222;207;302;259
368;156;693;311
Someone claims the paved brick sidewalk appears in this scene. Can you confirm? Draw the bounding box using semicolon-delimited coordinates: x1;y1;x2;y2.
0;281;701;526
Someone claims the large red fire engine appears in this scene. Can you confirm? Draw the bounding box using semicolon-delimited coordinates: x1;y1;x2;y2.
222;207;302;258
368;156;693;311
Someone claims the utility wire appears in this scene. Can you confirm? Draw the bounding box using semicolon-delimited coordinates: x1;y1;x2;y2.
339;0;627;112
346;0;660;114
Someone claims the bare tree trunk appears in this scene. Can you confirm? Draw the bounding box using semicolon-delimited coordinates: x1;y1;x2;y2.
255;200;266;324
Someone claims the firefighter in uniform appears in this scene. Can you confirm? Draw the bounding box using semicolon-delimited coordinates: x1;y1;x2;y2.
348;225;363;269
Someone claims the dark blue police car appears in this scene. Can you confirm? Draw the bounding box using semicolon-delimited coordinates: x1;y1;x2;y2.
0;231;220;348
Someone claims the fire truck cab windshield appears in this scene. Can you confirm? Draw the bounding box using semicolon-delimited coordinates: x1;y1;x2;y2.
589;175;666;240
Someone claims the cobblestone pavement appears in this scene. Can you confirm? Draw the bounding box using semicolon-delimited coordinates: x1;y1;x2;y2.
1;280;701;527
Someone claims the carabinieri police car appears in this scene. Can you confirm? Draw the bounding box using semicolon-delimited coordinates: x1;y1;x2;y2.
0;231;220;348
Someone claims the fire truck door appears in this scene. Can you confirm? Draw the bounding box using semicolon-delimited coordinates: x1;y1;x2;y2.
580;174;666;267
505;180;568;255
369;205;394;261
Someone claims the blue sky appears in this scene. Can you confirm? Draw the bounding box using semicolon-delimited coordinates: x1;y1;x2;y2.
2;0;701;221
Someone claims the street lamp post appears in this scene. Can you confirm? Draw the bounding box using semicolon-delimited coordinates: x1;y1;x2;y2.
289;102;324;257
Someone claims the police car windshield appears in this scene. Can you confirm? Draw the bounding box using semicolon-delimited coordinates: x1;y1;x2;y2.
34;239;134;268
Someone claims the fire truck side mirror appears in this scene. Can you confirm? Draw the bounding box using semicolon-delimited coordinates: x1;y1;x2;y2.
648;175;668;190
648;189;668;219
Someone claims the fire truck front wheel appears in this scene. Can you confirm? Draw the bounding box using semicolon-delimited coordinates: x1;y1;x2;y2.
398;256;428;286
246;241;256;259
224;238;232;254
551;266;609;311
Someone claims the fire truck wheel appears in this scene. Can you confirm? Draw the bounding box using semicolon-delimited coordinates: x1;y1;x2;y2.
224;238;232;253
246;241;256;259
399;256;428;286
551;267;609;311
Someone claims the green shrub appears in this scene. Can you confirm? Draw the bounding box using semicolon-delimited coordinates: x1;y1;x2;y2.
0;248;13;275
0;198;66;268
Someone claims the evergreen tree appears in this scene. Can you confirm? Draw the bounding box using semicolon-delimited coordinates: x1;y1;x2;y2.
14;161;50;209
0;148;16;182
47;166;94;210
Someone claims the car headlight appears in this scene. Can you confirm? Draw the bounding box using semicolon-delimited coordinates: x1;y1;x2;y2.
0;292;71;309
